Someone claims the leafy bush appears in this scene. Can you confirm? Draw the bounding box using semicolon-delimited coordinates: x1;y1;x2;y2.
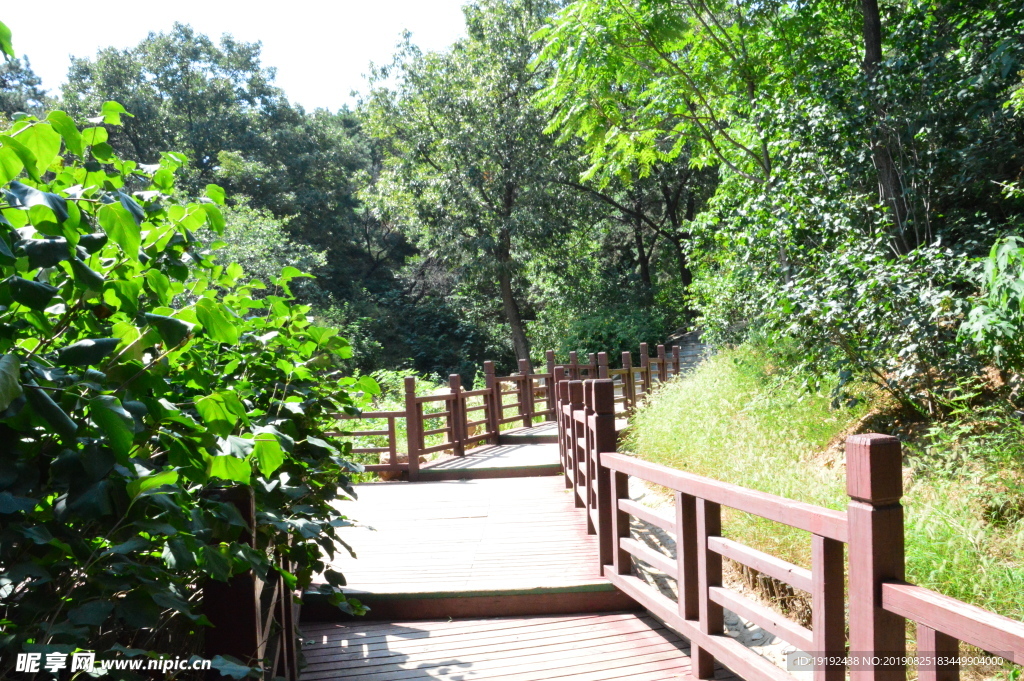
0;105;372;674
962;236;1024;374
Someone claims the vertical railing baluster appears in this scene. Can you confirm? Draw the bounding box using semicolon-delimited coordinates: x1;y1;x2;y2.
918;625;960;681
518;358;533;428
590;379;616;574
568;380;586;511
483;361;499;444
675;492;699;622
598;351;609;379
813;534;846;681
448;374;465;457
404;376;421;481
621;351;634;410
695;498;722;679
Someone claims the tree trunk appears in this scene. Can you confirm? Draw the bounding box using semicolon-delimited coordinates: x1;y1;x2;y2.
861;0;908;247
633;218;653;290
496;255;530;362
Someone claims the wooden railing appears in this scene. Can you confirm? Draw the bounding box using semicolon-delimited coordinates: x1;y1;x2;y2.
330;342;693;480
555;377;1024;681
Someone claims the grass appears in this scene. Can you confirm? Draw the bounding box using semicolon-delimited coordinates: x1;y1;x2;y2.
624;344;1024;620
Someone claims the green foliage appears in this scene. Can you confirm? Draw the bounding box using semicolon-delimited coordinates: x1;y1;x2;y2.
963;237;1024;372
0;105;371;672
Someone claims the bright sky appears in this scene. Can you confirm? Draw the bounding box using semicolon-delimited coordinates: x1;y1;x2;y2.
4;0;469;111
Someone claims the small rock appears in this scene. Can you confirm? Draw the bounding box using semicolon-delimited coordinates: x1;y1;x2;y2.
725;629;740;638
724;615;738;625
750;631;764;641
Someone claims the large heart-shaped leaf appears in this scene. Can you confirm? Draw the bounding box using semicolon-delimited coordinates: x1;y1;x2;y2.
0;354;21;411
127;470;179;501
7;181;68;222
24;382;77;439
7;276;59;310
89;395;134;461
56;338;120;366
196;298;239;345
98;202;141;260
144;313;194;347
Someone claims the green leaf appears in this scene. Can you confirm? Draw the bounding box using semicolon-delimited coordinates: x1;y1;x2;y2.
0;232;14;265
208;655;259;680
24;382;77;439
206;455;251;485
68;601;114;627
101;101;132;125
17;123;62;178
70;257;106;291
196;298;239;345
78;232;108;253
81;127;108;147
127;470;179;500
20;237;70;269
0;135;36;181
0;20;13;60
0;354;21;411
118;191;145;226
56;338;120;366
201;203;226;235
98;203;141;260
7;276;59;310
145;269;172;305
0;144;23;185
46;111;84;158
7;181;68;222
0;492;37;514
89;396;135;461
205;183;226;206
195;392;247;437
253;432;286;478
144;313;194;347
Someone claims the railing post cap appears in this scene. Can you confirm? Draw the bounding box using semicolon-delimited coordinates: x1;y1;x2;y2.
568;379;584;403
404;375;416;391
846;433;903;504
590;379;615;413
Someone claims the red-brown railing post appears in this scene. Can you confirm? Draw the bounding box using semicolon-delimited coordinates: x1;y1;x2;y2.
404;376;421;481
597;352;609;379
639;342;651;396
448;374;465;457
589;379;617;574
518;358;533;428
588;352;598;379
568;380;586;510
672;345;681;376
621;351;634;410
813;534;846;681
675;491;699;622
545;350;556;421
204;487;260;670
918;625;959;681
695;498;723;678
847;433;906;681
554;368;571;487
568;351;579;380
610;467;631;576
657;344;668;382
483;361;499;444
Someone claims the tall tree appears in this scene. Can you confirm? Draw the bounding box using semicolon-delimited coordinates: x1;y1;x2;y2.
365;0;581;361
0;56;47;118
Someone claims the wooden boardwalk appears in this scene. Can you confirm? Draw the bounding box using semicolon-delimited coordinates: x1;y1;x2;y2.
299;421;713;679
305;475;634;620
300;612;740;681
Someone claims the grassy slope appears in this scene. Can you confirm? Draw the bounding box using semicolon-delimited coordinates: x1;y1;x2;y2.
625;345;1024;618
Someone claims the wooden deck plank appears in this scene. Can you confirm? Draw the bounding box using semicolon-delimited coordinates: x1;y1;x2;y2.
315;477;608;598
298;613;733;681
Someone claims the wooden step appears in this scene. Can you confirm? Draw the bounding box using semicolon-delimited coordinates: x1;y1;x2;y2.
497;422;559;445
419;443;562;480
